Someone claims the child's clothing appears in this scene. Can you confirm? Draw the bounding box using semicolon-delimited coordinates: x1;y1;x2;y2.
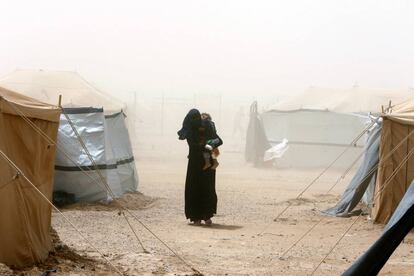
201;118;221;170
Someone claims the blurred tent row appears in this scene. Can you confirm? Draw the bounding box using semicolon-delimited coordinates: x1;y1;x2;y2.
0;70;138;267
0;69;138;201
246;86;414;168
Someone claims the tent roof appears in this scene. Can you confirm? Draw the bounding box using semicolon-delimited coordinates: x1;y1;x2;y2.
0;86;61;122
267;87;414;114
0;69;125;115
383;96;414;124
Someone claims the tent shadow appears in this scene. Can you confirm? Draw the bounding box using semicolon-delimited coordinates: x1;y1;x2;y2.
202;224;243;230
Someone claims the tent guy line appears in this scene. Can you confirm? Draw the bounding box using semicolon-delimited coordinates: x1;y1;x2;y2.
4;98;203;275
63;107;201;272
257;121;374;236
311;141;414;275
0;149;124;275
61;108;147;253
277;127;414;262
326;147;367;193
4;96;149;260
277;143;367;260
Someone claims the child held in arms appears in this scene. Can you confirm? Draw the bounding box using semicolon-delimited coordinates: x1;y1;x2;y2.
201;113;221;170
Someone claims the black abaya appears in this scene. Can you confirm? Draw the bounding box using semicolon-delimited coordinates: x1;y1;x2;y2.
185;143;219;221
179;109;223;222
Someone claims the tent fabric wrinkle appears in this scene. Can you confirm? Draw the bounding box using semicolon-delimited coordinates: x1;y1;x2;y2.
323;124;381;217
0;86;61;122
373;118;414;223
54;108;138;201
0;88;61;267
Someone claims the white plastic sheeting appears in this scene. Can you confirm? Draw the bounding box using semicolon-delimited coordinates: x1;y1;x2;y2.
54;108;138;202
264;139;289;162
260;110;367;168
104;112;138;195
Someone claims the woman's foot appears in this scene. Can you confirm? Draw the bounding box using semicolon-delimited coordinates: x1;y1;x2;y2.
193;220;202;226
204;219;212;225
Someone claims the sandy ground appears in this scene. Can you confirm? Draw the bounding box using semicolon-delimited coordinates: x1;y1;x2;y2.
8;137;414;275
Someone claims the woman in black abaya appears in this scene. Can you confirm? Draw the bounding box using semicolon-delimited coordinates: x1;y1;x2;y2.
178;109;223;225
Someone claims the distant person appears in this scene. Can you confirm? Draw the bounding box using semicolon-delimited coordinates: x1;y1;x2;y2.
200;112;220;170
178;109;223;225
233;107;245;137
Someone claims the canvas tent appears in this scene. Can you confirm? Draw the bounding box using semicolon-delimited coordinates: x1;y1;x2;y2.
343;180;414;275
0;69;138;202
325;96;414;224
0;86;61;267
246;87;414;168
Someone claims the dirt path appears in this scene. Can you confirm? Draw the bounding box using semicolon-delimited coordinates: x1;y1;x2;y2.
49;144;414;275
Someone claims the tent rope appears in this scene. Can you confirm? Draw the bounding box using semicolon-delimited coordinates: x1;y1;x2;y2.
61;111;203;273
278;128;414;260
61;111;117;199
4;100;202;275
277;148;365;259
19;107;147;254
326;148;366;193
60;110;148;253
310;143;414;275
258;122;374;236
0;149;124;275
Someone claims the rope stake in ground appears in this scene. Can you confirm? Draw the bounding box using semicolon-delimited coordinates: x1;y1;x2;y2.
0;149;124;276
310;144;414;275
258;122;374;236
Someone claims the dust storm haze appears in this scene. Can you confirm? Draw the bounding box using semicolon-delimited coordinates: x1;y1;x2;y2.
3;1;414;275
1;0;414;148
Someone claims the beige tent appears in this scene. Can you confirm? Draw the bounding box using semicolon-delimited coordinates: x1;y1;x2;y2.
0;86;61;267
0;69;138;202
0;69;124;114
251;86;414;169
373;97;414;223
270;86;414;113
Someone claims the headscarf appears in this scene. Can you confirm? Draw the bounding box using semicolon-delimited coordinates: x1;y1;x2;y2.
177;109;201;140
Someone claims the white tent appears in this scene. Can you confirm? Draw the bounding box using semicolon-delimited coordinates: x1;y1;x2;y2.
0;69;138;201
270;86;414;113
247;87;413;168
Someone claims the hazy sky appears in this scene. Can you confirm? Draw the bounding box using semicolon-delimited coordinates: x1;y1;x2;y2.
1;0;413;99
